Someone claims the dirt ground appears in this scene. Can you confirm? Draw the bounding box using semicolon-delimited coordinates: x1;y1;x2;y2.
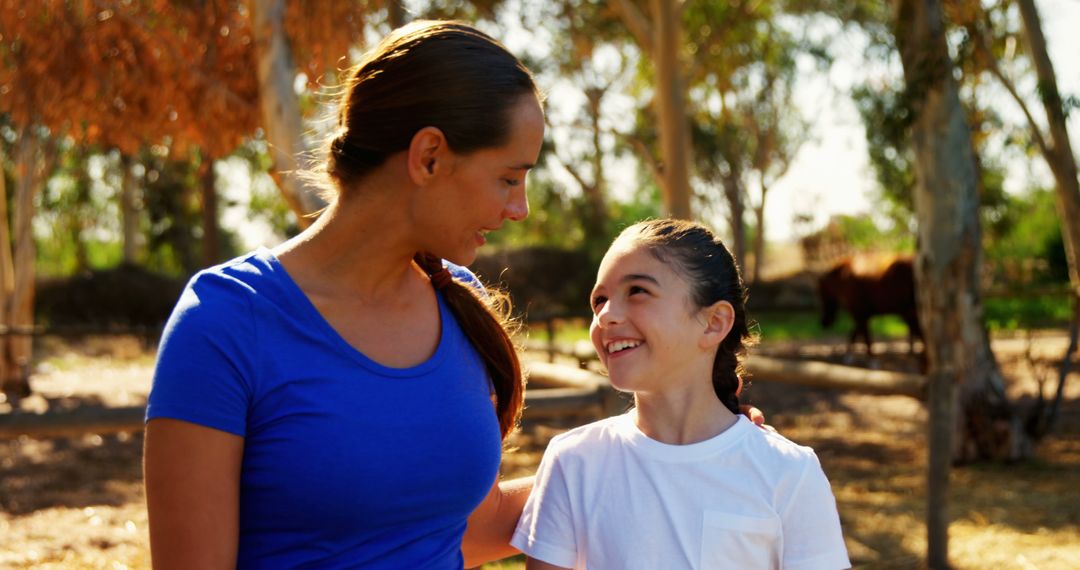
1;334;1079;569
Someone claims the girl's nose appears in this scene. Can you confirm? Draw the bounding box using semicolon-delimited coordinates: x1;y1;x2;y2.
596;300;622;326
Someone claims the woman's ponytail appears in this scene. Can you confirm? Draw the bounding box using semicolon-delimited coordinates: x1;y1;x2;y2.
414;253;524;440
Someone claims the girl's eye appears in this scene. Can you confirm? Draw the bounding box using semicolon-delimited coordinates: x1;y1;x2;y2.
628;285;647;296
503;178;521;187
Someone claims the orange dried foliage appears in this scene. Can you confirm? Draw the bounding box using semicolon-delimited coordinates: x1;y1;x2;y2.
0;1;367;158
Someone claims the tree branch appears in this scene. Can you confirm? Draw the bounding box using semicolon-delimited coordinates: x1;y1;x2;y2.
610;0;653;54
616;131;664;190
968;13;1051;159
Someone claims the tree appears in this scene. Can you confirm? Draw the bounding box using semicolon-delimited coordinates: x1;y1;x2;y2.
610;0;693;219
0;1;368;396
893;0;1030;565
965;0;1080;298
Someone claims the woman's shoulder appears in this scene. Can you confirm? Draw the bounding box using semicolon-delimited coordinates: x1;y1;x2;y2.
170;250;281;322
447;261;486;294
187;249;277;293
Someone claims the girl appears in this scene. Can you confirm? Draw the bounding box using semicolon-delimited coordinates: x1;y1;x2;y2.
512;219;850;569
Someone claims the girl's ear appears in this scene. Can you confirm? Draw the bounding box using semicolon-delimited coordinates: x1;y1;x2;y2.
407;126;448;186
700;300;735;350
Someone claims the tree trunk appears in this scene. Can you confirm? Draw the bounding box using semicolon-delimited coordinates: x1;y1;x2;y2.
722;174;746;275
120;154;141;264
73;149;91;274
0;141;16;398
200;154;220;268
584;87;608;245
752;187;768;283
387;0;407;28
248;0;327;226
1016;0;1080;298
650;0;693;219
894;0;1028;565
7;131;45;398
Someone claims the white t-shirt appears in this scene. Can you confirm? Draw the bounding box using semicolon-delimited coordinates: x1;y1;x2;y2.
512;413;850;570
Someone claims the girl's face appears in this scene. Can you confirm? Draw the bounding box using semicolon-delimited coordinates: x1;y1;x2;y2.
589;240;715;395
420;94;545;265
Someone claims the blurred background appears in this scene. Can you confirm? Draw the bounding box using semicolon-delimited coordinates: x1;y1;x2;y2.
1;0;1079;568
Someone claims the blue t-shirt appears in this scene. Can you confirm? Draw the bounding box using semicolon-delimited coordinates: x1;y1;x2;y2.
147;249;503;569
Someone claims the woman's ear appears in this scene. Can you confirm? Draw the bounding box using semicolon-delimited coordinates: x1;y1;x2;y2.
700;300;735;350
407;126;448;185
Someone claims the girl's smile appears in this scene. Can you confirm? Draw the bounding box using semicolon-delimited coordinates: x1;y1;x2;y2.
589;241;714;395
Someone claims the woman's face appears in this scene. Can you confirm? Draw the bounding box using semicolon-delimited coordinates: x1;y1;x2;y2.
422;94;545;265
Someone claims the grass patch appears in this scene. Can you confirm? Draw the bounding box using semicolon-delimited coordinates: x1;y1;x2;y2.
984;294;1073;331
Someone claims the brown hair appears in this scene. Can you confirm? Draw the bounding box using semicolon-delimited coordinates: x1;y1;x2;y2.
328;21;537;439
327;20;540;190
415;254;524;439
618;219;754;415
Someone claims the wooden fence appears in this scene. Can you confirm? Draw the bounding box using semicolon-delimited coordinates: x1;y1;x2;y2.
0;361;629;439
1;339;928;439
524;339;928;398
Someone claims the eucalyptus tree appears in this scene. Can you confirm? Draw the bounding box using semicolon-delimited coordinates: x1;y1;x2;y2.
515;0;642;253
893;0;1022;562
684;2;809;279
962;0;1080;301
607;0;694;219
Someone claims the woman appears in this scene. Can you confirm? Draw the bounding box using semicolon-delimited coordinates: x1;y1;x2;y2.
144;21;543;568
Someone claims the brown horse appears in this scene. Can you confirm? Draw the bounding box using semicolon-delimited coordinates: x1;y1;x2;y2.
819;255;922;355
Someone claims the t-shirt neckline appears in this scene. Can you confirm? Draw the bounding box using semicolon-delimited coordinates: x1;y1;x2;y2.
254;247;454;377
612;410;753;462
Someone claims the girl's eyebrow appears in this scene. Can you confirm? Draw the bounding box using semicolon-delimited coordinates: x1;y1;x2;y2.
591;273;661;297
622;273;660;286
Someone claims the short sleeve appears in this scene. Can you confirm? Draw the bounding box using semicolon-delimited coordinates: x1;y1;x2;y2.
146;272;258;436
511;442;579;568
779;453;851;569
447;261;486;294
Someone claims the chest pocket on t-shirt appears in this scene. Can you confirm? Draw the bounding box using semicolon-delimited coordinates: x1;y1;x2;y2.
700;511;781;569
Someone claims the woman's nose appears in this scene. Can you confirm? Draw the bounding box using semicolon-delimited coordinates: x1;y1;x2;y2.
504;184;529;222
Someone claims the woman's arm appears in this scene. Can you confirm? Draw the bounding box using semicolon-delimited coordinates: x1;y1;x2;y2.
144;418;244;570
461;475;534;567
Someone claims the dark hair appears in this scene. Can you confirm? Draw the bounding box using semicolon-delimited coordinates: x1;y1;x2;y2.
414;254;524;439
619;219;754;415
325;21;538;439
327;20;540;189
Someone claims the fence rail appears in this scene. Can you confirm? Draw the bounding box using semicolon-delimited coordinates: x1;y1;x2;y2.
0;361;628;439
523;339;928;399
0;324;164;338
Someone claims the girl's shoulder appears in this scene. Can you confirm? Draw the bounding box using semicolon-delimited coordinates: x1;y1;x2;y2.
738;419;823;470
545;414;631;455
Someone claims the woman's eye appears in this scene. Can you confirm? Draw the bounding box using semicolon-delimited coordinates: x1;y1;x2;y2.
503;178;521;187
